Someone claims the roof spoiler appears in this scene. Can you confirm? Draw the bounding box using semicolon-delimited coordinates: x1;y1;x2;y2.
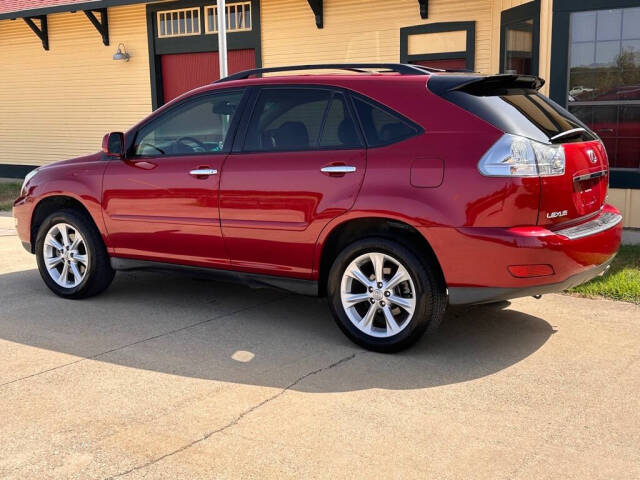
427;74;545;96
452;74;544;95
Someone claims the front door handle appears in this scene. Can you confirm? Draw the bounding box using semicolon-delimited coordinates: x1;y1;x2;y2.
320;165;356;174
189;168;218;177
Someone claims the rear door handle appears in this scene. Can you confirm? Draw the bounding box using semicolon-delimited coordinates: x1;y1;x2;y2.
189;168;218;177
320;166;356;174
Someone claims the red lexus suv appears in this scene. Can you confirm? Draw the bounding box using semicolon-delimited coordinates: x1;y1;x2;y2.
13;64;622;352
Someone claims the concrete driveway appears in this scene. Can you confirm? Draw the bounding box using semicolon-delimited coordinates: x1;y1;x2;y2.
0;214;638;479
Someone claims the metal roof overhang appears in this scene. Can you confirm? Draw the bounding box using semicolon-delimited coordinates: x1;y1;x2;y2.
0;0;151;21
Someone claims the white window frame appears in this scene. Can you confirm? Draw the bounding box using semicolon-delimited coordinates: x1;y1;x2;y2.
205;2;252;34
157;7;201;38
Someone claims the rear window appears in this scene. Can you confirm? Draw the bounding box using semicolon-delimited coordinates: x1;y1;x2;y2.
430;76;597;143
244;89;329;152
243;88;363;152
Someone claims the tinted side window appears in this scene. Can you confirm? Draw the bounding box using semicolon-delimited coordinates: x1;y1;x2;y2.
134;90;244;156
319;93;362;148
353;97;418;147
244;89;331;152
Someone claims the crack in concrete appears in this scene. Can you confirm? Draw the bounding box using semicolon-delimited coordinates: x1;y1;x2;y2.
0;295;289;389
104;352;358;480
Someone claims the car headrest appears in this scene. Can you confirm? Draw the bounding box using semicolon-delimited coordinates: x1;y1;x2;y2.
212;100;237;115
273;121;309;149
380;122;407;142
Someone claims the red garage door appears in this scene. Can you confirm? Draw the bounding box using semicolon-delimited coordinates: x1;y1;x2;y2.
161;48;255;103
411;58;467;71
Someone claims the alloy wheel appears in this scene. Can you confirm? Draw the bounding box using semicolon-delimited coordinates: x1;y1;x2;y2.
340;251;416;338
43;223;89;288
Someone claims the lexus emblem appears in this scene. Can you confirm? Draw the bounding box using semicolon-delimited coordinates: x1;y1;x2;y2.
587;149;597;164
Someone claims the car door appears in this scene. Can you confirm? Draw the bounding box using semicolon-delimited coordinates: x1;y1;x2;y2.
219;86;366;278
102;88;246;267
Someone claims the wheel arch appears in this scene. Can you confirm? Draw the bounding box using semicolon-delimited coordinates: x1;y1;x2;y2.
315;215;446;297
30;194;106;254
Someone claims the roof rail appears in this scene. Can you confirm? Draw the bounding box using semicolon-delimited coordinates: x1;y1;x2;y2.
409;64;445;73
215;63;432;83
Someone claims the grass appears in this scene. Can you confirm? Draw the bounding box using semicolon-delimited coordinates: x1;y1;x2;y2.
0;181;22;211
568;245;640;304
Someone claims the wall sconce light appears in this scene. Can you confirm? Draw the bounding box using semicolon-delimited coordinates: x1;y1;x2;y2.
113;43;130;62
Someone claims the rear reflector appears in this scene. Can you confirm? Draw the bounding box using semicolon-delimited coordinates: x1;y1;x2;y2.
508;264;555;278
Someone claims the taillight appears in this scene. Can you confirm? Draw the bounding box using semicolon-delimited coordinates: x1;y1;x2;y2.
478;134;565;177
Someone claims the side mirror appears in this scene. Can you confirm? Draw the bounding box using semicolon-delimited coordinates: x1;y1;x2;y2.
102;132;125;158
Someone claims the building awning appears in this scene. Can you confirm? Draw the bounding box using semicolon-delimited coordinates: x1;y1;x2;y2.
0;0;154;51
0;0;148;20
0;1;98;15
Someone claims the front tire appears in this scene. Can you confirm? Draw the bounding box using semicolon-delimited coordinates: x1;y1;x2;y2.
35;209;115;299
327;237;446;353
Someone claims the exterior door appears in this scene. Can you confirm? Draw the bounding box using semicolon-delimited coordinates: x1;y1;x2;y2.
103;89;246;267
161;49;255;103
219;87;366;278
499;1;539;76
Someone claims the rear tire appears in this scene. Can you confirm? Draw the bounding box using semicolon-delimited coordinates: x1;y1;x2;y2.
327;237;446;353
35;209;115;299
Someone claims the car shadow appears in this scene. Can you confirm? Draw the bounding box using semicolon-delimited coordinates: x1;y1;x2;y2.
0;269;555;392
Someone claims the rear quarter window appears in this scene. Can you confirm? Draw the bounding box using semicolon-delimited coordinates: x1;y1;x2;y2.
352;96;422;147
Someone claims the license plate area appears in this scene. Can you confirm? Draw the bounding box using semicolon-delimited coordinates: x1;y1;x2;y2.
572;170;607;216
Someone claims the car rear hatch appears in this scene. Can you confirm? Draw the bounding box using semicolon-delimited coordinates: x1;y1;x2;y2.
539;138;608;227
427;73;609;227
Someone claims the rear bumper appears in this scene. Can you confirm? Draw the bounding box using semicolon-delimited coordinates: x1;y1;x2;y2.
421;205;623;305
448;256;613;305
553;211;622;240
